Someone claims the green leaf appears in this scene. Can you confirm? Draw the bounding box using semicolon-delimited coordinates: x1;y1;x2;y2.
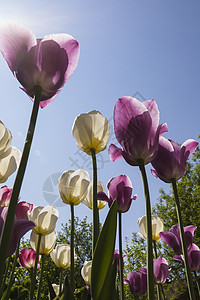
99;260;118;300
63;275;75;300
91;200;117;299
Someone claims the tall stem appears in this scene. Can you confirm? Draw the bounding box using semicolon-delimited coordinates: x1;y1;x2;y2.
139;161;155;300
70;203;75;293
0;87;41;283
91;148;99;256
59;268;63;296
30;233;42;300
153;241;163;300
118;212;124;300
194;271;200;297
36;254;45;300
0;257;11;297
172;179;196;300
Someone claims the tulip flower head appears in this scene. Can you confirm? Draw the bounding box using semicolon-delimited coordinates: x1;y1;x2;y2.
174;243;200;271
82;180;106;210
81;260;92;286
98;175;137;213
0;185;13;207
27;205;59;236
30;230;58;255
0;23;80;108
151;137;199;183
124;270;147;296
137;215;164;242
0;121;12;158
72;110;110;155
16;201;34;219
113;249;127;270
19;248;41;270
109;97;168;166
159;224;197;254
58;169;90;206
0;207;35;257
51;244;77;269
154;257;170;284
0;146;21;183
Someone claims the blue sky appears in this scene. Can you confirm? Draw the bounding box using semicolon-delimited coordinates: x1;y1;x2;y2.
0;0;199;246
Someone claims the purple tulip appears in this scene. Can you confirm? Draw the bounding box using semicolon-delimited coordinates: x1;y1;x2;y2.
109;97;168;166
154;257;170;284
151;137;199;183
174;243;200;271
0;23;80;108
113;249;127;270
0;207;35;257
124;270;147;295
16;201;34;220
19;248;41;270
97;175;137;213
159;224;197;254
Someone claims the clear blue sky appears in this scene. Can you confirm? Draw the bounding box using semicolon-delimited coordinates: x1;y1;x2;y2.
0;0;199;246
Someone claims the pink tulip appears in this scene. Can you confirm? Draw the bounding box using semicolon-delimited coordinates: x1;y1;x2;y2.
0;23;80;108
19;248;41;270
151;137;198;183
0;207;35;257
174;243;200;271
0;186;12;207
109;97;168;166
98;175;137;213
153;257;170;284
16;201;34;220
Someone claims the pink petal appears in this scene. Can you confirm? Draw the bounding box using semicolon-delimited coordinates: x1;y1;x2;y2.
143;99;159;132
181;139;199;161
0;23;36;72
108;144;123;161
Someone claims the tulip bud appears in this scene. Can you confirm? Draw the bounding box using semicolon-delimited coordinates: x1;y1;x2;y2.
50;244;77;269
81;260;92;286
30;231;58;255
27;205;59;236
137;215;164;241
19;248;41;270
58;169;90;206
0;146;21;183
72;110;110;155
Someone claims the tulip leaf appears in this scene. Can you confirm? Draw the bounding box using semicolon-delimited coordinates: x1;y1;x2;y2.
99;260;118;300
91;200;117;299
63;275;75;300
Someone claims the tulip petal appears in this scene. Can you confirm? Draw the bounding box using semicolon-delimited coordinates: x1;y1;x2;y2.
108;144;123;161
159;231;182;254
0;23;36;72
97;191;109;202
184;225;197;249
143;99;159;133
0;146;21;183
181;139;199;161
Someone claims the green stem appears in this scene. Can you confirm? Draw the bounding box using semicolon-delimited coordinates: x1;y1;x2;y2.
70;203;75;293
30;233;42;300
194;271;200;297
36;254;45;300
160;284;166;300
172;179;196;300
91;148;99;257
139;161;155;300
0;256;11;297
153;240;158;259
59;268;63;296
3;242;20;300
153;241;162;300
0;87;41;284
118;212;125;300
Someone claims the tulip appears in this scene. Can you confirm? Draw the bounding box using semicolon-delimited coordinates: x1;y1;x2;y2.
82;180;106;210
58;169;90;206
30;231;58;255
154;257;170;284
0;23;80;108
0;186;13;207
124;270;147;296
174;243;200;271
16;201;34;219
72;110;110;155
109;97;168;166
0;146;21;183
137;215;164;242
151;137;199;183
50;244;77;269
0;207;35;257
98;175;137;213
19;248;41;270
0;121;12;159
159;224;197;254
27;205;59;236
81;260;92;286
113;249;126;271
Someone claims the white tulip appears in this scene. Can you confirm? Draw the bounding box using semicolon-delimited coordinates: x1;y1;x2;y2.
0;146;21;183
81;260;92;285
137;215;164;241
30;231;58;255
50;244;77;269
0;121;12;158
28;205;59;236
72;110;110;155
82;180;106;210
58;169;90;205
